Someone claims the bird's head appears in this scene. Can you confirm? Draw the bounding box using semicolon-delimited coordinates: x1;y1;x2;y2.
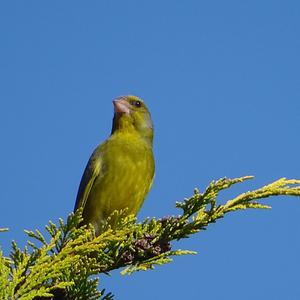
111;95;153;145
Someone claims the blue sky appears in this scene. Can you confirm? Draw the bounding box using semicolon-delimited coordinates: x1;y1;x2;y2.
1;1;300;299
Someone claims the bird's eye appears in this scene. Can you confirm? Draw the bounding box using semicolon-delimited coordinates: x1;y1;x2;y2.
132;100;142;108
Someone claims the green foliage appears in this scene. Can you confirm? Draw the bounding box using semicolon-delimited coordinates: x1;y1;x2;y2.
0;176;300;299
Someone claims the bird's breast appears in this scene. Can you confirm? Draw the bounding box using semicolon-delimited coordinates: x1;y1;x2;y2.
90;133;154;225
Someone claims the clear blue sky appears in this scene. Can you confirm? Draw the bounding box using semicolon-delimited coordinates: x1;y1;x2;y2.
1;1;300;299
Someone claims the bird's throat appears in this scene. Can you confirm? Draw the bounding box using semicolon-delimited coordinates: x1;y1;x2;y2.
111;114;153;147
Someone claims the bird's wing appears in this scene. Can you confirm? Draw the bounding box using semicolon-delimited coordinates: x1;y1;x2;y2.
74;153;102;212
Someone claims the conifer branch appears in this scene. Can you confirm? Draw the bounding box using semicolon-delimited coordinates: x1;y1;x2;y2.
0;176;299;299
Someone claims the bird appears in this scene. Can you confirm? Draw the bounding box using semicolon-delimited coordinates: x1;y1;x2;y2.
74;95;155;235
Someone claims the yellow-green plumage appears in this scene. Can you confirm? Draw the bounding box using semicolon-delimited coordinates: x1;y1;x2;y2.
74;96;155;235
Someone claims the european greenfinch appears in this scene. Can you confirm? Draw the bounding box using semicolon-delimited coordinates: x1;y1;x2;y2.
74;95;155;235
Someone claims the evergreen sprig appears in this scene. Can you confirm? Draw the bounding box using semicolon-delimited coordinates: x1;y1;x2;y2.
0;176;299;299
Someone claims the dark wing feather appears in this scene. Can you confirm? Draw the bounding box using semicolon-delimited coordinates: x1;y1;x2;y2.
74;152;101;212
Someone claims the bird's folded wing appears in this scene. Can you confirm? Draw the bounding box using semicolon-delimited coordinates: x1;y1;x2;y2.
74;155;101;212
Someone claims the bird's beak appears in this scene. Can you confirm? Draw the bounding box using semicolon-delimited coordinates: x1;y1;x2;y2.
113;98;131;114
